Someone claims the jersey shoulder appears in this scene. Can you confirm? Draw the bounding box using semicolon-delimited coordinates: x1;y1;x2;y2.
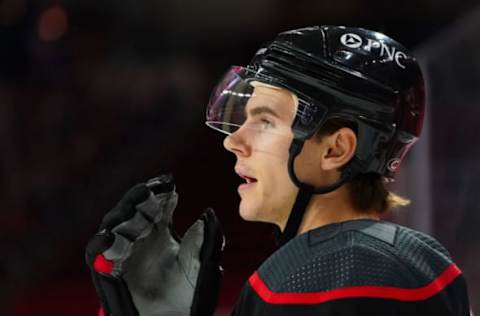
256;219;458;295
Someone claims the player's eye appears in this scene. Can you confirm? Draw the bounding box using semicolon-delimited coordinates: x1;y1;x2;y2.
260;118;274;129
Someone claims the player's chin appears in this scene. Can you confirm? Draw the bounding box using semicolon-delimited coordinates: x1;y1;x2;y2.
238;200;261;222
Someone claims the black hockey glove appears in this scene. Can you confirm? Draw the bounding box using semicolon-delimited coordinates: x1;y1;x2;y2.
85;175;224;316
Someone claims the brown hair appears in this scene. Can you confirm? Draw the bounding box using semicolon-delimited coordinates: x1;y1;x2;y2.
316;119;410;213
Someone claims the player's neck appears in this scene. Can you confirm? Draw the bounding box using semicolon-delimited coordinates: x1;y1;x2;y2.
296;185;380;235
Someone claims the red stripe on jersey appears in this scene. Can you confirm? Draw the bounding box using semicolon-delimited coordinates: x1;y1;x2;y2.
249;263;461;304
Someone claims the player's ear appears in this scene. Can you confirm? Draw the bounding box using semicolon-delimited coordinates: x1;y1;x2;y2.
321;127;357;171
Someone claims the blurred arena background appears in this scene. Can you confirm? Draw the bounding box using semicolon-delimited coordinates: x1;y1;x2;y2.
0;0;479;314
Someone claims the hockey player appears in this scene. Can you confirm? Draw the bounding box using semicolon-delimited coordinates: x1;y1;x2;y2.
86;26;471;315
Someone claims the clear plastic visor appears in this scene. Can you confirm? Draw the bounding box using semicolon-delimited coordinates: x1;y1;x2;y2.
205;66;297;137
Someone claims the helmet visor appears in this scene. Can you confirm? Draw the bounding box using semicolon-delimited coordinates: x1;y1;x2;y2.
206;66;297;138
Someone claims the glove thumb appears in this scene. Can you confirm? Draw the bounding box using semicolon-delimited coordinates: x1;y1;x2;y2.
178;219;204;287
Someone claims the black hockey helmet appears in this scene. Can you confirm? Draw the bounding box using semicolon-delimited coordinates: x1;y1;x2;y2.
206;26;425;243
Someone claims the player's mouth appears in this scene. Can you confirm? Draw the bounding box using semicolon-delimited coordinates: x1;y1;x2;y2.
238;176;257;192
235;167;258;193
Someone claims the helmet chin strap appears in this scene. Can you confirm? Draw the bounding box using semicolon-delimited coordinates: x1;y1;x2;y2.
275;138;352;246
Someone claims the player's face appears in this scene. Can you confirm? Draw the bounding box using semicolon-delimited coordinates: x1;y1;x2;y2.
223;84;298;228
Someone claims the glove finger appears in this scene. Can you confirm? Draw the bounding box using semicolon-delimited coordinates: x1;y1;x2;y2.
178;219;204;287
179;209;224;285
142;174;178;226
103;175;177;241
111;206;153;241
190;209;224;316
112;189;177;242
138;190;178;227
158;191;178;225
100;184;150;231
145;174;175;195
199;208;224;264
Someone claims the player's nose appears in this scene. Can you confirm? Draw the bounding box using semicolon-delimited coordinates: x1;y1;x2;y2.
223;128;251;157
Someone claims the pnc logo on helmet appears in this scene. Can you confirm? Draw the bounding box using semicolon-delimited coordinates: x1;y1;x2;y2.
340;33;362;48
339;32;408;69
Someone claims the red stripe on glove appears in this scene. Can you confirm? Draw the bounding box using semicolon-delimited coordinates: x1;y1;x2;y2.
93;254;114;274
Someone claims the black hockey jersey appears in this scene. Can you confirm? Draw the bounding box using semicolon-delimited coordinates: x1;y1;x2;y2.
231;219;470;315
